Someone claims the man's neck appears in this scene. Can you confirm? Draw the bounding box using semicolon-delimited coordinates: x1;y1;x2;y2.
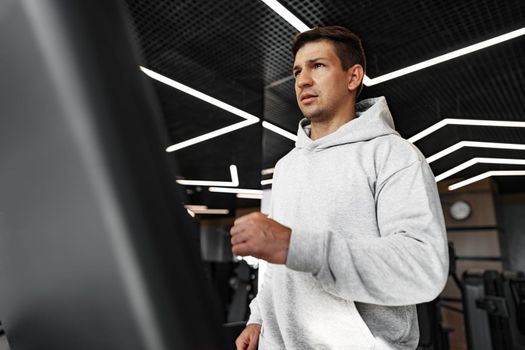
310;106;356;140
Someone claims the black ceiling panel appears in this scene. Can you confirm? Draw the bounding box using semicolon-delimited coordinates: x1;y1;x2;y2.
125;0;299;91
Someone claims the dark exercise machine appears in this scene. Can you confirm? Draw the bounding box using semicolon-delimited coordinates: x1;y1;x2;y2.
463;269;525;350
417;242;461;350
436;242;525;350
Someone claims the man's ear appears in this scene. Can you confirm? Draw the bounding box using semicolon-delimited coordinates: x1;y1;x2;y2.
347;64;364;92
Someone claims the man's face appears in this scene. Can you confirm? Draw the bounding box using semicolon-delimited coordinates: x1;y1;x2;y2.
293;40;352;122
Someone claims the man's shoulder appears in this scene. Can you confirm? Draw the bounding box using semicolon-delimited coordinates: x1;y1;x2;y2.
372;134;427;176
369;133;421;156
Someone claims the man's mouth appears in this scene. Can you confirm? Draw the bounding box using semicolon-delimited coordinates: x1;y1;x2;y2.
300;93;318;104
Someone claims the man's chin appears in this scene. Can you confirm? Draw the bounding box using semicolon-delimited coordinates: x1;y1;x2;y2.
302;111;325;122
300;107;317;119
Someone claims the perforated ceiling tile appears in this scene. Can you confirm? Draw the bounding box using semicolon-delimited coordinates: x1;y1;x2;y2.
125;0;298;90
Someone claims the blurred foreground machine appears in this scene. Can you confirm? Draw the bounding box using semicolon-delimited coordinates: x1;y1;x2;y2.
0;0;229;349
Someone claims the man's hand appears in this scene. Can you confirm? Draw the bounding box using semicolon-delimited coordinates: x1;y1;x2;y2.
230;212;291;264
235;324;261;350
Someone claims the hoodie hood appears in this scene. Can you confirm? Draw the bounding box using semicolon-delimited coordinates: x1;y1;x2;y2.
296;96;399;151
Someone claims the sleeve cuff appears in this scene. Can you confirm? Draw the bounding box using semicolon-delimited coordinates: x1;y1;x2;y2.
285;228;324;274
247;316;262;325
246;297;262;325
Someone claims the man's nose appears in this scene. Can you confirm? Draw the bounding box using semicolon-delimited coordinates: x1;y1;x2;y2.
296;71;313;89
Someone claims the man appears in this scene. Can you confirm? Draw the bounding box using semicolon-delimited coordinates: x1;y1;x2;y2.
231;26;448;349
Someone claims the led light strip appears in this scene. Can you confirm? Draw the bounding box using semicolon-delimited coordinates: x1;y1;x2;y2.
168;119;257;152
449;170;525;191
260;0;309;32
176;165;239;187
262;121;297;141
184;205;208;210
435;157;525;182
236;193;263;199
261;167;275;175
409;119;525;144
209;187;263;195
365;27;525;86
191;208;230;215
261;178;273;186
140;67;260;151
185;205;230;215
427;141;525;164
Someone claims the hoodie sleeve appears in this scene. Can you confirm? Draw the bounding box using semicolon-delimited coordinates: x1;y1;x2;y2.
246;262;275;325
247;295;263;325
285;159;449;306
247;181;280;325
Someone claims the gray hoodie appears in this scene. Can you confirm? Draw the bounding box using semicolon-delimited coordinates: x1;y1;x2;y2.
248;96;449;349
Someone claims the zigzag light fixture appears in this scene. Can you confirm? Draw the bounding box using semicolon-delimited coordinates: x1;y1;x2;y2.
176;165;239;187
262;121;297;141
435;157;525;182
140;67;260;152
208;187;263;195
449;170;525;191
141;67;296;147
408;119;525;144
426;141;525;164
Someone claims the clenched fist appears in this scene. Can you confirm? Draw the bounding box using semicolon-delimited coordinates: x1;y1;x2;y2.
230;212;291;264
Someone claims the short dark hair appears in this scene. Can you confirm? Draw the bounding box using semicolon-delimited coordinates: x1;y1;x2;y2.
292;26;366;95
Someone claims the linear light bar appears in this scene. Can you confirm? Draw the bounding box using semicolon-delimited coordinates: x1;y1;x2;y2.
449;170;525;191
262;121;297;141
365;27;525;86
261;178;273;186
260;0;310;32
261;167;275;175
427;141;525;164
167;119;257;152
184;205;208;211
236;193;263;200
435;157;525;182
191;208;230;215
265;75;295;89
409;118;525;144
140;66;260;151
176;165;239;187
209;187;263;195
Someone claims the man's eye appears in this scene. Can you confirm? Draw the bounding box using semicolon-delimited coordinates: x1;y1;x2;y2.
293;71;301;78
314;63;324;68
